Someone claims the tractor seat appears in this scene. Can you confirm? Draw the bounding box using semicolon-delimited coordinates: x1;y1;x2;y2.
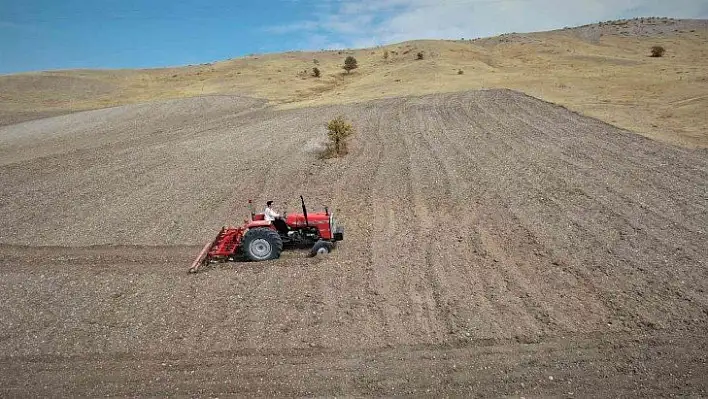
272;218;290;235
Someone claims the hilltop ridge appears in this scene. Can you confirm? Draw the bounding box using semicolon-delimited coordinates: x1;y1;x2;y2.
1;17;707;146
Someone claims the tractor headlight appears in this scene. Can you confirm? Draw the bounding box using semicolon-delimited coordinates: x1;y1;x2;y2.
330;213;344;241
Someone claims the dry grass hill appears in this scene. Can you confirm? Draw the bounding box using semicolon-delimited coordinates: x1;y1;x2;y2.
1;17;707;147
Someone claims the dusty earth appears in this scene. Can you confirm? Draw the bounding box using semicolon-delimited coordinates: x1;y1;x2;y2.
1;90;707;396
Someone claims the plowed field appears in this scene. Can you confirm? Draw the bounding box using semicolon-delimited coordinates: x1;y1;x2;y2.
1;90;706;397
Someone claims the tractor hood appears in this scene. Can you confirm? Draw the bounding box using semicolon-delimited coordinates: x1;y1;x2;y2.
285;212;329;227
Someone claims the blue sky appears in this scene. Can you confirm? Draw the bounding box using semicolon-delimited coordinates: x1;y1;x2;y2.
1;0;707;74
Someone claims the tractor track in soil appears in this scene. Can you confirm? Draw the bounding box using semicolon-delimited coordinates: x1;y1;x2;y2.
1;90;707;396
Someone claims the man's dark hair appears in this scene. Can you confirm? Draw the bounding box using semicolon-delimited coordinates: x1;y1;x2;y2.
266;201;273;207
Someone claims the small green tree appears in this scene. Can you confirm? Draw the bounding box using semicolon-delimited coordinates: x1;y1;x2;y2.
343;56;358;73
312;67;321;77
325;115;354;157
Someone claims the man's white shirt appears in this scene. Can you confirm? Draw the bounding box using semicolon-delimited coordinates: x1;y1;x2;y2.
264;207;280;221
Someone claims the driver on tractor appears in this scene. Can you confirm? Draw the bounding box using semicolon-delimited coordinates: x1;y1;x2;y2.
265;200;292;236
264;200;281;221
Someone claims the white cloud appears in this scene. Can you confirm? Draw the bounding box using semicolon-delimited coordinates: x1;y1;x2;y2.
266;0;708;47
304;33;348;50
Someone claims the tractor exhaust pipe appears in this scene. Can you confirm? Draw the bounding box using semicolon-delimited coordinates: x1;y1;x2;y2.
300;195;309;226
248;199;255;220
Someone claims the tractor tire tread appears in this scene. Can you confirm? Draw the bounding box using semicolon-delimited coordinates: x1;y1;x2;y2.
243;228;283;261
309;240;334;257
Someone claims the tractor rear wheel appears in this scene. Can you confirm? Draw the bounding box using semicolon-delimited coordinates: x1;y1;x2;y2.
243;228;283;261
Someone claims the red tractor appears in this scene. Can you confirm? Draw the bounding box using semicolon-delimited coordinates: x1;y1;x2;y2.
188;196;343;273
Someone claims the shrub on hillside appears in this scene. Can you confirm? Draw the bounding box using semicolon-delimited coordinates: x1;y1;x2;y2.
343;56;358;73
312;67;321;77
322;116;354;158
650;45;666;57
383;49;389;60
458;69;464;75
416;52;424;60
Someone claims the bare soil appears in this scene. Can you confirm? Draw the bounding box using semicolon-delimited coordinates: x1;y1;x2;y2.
1;90;707;397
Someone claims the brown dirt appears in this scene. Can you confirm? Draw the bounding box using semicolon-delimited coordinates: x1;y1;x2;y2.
1;90;707;396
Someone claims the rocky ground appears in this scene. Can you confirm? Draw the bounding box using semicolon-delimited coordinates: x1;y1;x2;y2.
1;90;706;396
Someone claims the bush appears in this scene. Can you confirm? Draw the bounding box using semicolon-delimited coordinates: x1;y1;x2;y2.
650;45;666;57
313;59;320;65
416;52;424;60
312;67;321;78
383;49;389;60
343;56;358;73
458;69;464;75
323;116;354;157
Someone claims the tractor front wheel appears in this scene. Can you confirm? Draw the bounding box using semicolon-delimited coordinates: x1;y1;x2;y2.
309;240;334;257
243;228;283;261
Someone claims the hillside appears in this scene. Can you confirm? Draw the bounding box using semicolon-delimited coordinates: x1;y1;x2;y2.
1;17;707;147
1;90;707;396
